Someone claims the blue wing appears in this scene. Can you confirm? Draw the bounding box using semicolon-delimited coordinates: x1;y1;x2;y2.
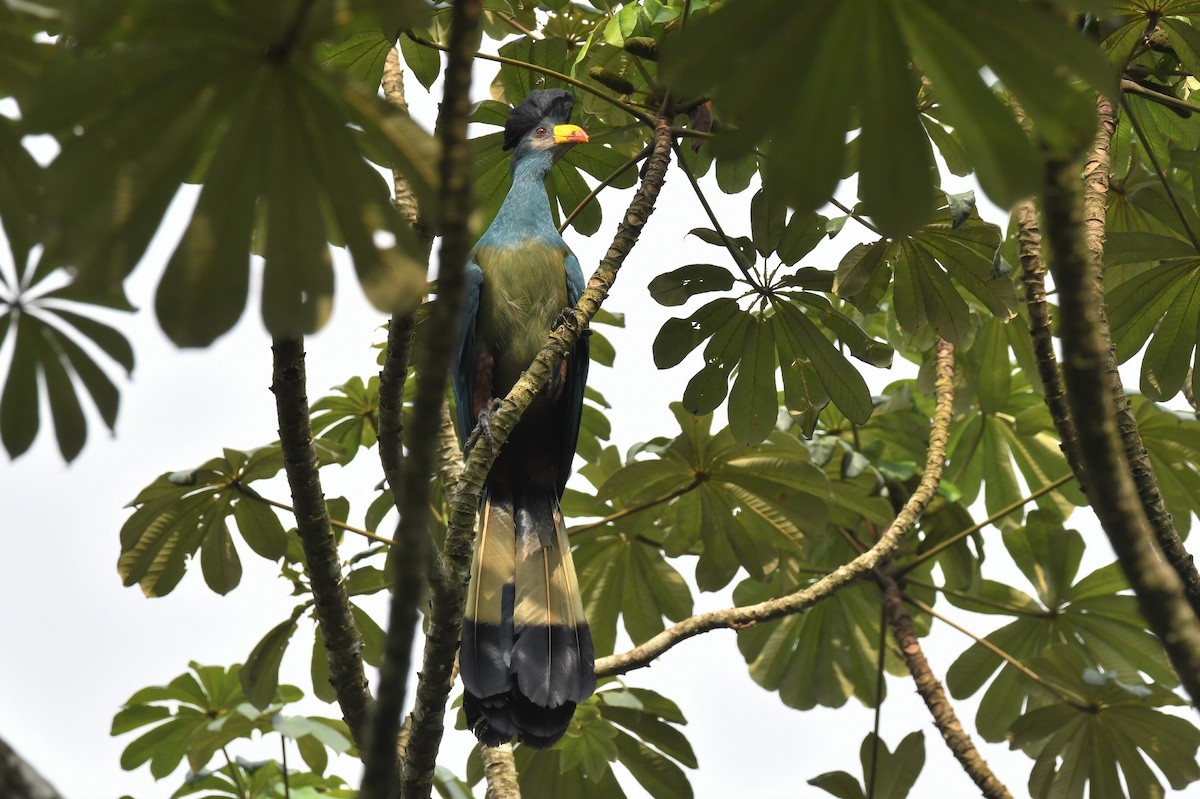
452;258;485;446
559;250;589;492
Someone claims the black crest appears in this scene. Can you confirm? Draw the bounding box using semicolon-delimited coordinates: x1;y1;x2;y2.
503;89;575;151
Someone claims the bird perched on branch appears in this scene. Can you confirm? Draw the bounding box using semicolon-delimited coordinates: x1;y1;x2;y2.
452;89;595;749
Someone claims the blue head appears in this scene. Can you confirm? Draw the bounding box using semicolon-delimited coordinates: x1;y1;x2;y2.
504;89;589;180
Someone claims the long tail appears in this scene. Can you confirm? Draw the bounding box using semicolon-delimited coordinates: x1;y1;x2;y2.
460;490;595;749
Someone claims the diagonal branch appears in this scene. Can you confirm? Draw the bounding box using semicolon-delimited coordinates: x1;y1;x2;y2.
597;338;957;677
400;119;677;799
365;4;484;797
1026;95;1200;619
271;335;373;747
878;574;1013;799
1042;147;1200;710
558;143;651;234
670;140;764;293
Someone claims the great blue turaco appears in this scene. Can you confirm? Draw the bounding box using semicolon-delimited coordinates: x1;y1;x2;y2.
451;89;596;749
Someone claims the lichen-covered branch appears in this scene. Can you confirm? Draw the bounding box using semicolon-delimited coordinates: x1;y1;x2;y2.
1085;98;1200;618
1;734;67;799
878;575;1013;799
271;336;373;746
365;5;483;798
1017;196;1083;480
400;120;676;799
597;339;957;677
1042;152;1200;709
1026;95;1200;620
481;745;521;799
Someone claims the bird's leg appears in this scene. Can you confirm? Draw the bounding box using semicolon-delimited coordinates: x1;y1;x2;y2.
547;306;590;400
465;398;505;457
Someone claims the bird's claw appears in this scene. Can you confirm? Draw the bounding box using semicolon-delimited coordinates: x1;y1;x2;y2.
465;398;504;458
553;306;591;338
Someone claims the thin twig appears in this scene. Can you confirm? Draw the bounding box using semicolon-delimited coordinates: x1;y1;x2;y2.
568;475;702;535
404;30;655;126
1121;78;1200;117
829;197;882;236
879;577;1013;799
596;339;957;677
897;473;1074;575
244;490;397;547
903;595;1088;710
670;139;764;292
866;602;886;799
558;144;652;234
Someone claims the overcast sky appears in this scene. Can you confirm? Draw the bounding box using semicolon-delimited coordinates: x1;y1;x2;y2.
1;54;1138;799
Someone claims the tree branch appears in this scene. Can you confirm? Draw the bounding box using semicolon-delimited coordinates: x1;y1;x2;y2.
1121;78;1200;118
597;339;957;677
0;734;67;799
271;335;373;747
401;120;676;798
1084;97;1200;619
878;574;1014;799
1042;148;1200;710
240;488;397;547
558;143;651;234
1016;196;1085;480
365;4;484;797
481;744;521;799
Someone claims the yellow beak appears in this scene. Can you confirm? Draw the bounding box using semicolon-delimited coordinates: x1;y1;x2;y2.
553;124;589;144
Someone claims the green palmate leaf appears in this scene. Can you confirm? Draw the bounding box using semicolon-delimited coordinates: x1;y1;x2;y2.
727;316;779;446
770;299;872;424
776;210;829;266
662;0;1111;236
573;527;693;658
681;308;751;415
735;558;908;710
857;0;937;236
596;407;836;591
0;114;45;270
1133;397;1200;536
945;408;1080;526
750;188;787;256
0;259;134;461
946;517;1175;743
1009;646;1200;799
26;1;435;342
504;686;695;799
318;27;391;87
114;663;302;780
310;376;380;465
400;31;441;90
647;264;735;307
241;614;300;710
810;731;925;799
118;446;288;596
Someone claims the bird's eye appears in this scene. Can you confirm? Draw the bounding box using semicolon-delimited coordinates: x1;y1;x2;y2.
535;126;548;135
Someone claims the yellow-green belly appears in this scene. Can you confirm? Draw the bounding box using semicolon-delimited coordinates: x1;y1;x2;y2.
475;243;569;394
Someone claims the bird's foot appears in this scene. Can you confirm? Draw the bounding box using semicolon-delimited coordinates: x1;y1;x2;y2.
552;306;591;338
465;398;504;457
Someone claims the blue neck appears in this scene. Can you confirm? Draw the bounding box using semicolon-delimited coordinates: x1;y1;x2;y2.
485;149;558;244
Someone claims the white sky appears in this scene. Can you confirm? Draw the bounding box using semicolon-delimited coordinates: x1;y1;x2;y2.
0;53;1158;799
